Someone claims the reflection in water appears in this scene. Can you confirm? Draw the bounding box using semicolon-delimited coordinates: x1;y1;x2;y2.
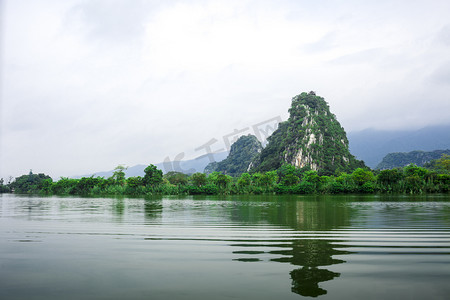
290;267;339;297
112;199;125;217
274;239;348;297
231;196;354;297
1;194;449;300
144;197;163;221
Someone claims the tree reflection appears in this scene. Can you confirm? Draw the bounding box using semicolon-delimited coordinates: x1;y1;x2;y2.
112;198;125;217
144;196;163;221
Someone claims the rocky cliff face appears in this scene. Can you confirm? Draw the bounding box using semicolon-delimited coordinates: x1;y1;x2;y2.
205;134;262;176
252;91;365;175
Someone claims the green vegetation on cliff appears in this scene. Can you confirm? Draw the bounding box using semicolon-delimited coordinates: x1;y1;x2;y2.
205;135;262;176
252;92;364;175
376;150;450;170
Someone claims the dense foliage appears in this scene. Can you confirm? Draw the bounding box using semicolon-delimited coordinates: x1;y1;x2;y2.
205;135;262;176
3;159;448;196
424;154;450;173
8;171;52;194
376;150;450;169
252;92;364;175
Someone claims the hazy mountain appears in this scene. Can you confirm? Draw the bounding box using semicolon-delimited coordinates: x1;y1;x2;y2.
376;149;450;170
74;151;228;178
74;120;450;179
348;124;450;168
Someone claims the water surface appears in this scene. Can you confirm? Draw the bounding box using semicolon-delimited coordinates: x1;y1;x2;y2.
1;194;449;299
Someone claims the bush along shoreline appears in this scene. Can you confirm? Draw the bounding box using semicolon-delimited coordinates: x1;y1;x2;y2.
2;159;449;197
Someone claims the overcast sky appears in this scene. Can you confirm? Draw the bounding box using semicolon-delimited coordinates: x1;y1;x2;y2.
1;0;450;179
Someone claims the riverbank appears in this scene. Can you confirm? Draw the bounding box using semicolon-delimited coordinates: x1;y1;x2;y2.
3;163;448;197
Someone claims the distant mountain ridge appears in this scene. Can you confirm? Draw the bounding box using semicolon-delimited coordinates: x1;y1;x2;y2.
376;149;450;170
73;151;228;179
347;124;450;168
74;119;450;179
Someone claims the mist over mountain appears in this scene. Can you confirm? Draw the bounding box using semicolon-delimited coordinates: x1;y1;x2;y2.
73;119;450;179
376;149;450;170
347;125;450;168
74;151;228;179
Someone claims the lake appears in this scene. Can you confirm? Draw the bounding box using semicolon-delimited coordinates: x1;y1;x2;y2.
1;193;449;299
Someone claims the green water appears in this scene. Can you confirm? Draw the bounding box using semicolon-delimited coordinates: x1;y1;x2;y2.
1;194;449;299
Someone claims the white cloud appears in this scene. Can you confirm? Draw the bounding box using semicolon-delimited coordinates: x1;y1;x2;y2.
1;0;450;178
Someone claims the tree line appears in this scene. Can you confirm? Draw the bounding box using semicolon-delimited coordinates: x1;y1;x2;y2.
1;155;449;196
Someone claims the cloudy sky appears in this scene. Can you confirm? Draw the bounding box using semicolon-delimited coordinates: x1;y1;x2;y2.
1;0;450;179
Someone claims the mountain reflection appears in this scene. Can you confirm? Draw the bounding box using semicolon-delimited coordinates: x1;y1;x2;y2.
231;195;354;297
272;238;348;297
290;267;339;297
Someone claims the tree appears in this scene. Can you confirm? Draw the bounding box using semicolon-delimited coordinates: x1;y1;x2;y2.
190;173;207;187
207;172;221;185
215;173;232;188
377;169;403;185
277;164;308;186
52;177;78;194
278;164;302;180
335;172;352;185
0;178;10;193
264;171;279;187
164;171;189;185
351;168;375;186
403;164;428;178
303;170;320;184
75;177;102;194
10;172;52;193
126;176;143;188
434;154;450;173
282;173;300;186
251;172;263;186
112;165;127;186
237;173;251;187
143;164;163;186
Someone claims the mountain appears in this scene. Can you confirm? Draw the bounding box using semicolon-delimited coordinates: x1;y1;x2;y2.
204;135;262;176
252;91;365;175
376;149;450;170
73;151;228;178
348;124;450;168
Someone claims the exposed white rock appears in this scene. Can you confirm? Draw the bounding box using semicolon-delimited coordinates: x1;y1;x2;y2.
292;148;318;170
293;148;303;167
306;133;316;148
302;118;309;127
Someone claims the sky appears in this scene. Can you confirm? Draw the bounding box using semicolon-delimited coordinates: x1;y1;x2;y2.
1;0;450;179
